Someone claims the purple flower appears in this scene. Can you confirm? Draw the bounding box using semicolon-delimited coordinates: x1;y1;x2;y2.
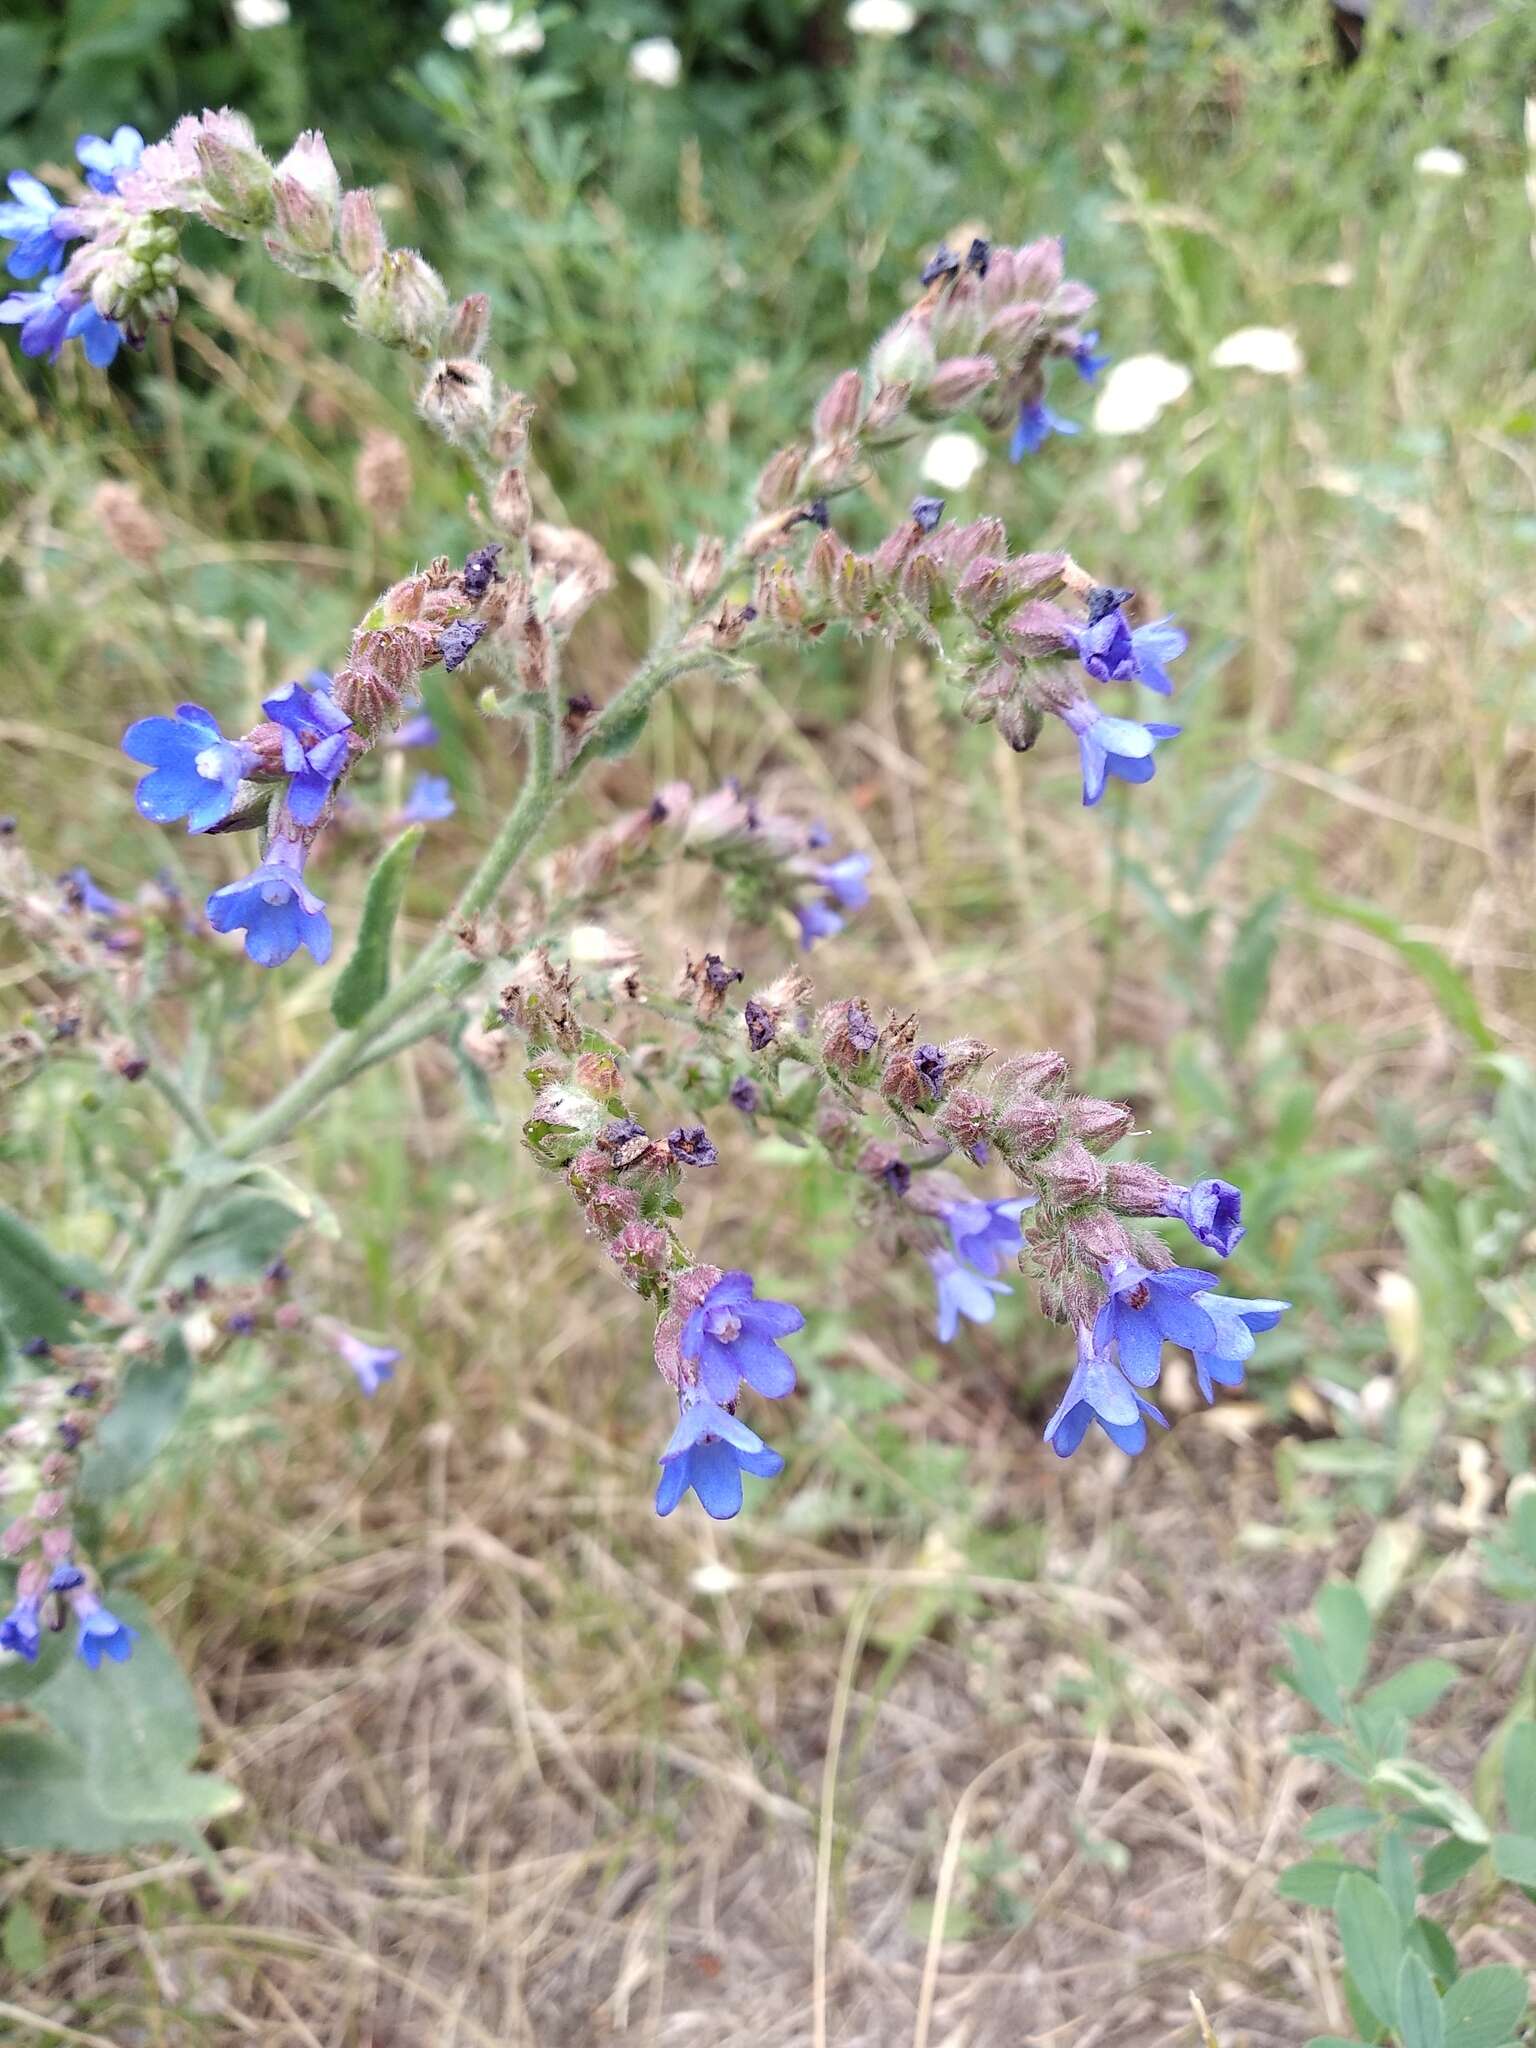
655;1393;784;1520
744;1000;775;1051
812;851;872;911
1093;1258;1219;1389
61;866;122;916
331;1327;401;1396
910;495;945;533
0;171;74;280
1165;1177;1245;1258
205;833;332;968
262;675;352;827
75;127;145;196
728;1076;761;1115
794;897;844;949
668;1125;718;1168
1044;1325;1169;1458
401;773;455;824
680;1270;804;1405
928;1249;1011;1343
68;1588;136;1669
1058;699;1179;808
1010;399;1080;462
1188;1291;1289;1403
1071;331;1109;383
0;274;122;367
0;1593;41;1662
390;713;439;749
122;703;255;833
941;1196;1035;1278
1068;589;1187;698
440;619;486;672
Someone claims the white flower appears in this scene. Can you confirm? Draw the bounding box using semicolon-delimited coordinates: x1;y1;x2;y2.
1091;353;1192;436
233;0;289;24
920;430;987;491
1210;326;1304;377
443;2;543;55
629;36;682;88
690;1561;741;1595
847;0;917;35
1414;146;1466;179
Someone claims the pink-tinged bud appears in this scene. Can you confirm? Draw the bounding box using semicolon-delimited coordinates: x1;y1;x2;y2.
17;1557;48;1600
923;354;998;414
277;132;340;213
870;312;935;391
568;1146;613;1191
815;368;864;443
1038;1139;1106;1207
981;247;1018;302
1012;236;1064;300
609;1222;671;1284
997;1048;1069;1096
460;1020;509;1074
39;1526;74;1563
492;465;532;538
939;516;1007;575
982;303;1042;354
995;1093;1062;1158
939;1036;992;1085
1070;1210;1136;1268
443;292;491;358
679;534;724;605
815;1099;860;1161
1105;1160;1178;1217
652;1263;724;1390
1000;552;1068;603
339;188;386;275
354;250;450;358
872;521;922;583
802;439;864;496
936;1087;993;1153
804;529;847;603
573;1050;622;1100
755;444;807;512
32;1491;67;1523
861;379;911;441
1071;1097;1137;1148
587;1183;641;1238
1005;599;1077;658
899;551;943;618
1048;280;1097;321
270;148;338;260
996;696;1044;753
955;555;1012;622
756;561;805;629
193;116;274;231
819;998;879;1073
490;391;535;463
1;1517;35;1558
418;358;495;441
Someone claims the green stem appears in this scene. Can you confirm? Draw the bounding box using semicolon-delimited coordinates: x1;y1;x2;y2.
126;1172;208;1298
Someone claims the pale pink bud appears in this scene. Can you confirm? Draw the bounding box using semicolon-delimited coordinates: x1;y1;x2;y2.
338;189;386;275
814;368;864;443
355;250;450;357
755;444;807;512
923;354;998;414
443;292;491;358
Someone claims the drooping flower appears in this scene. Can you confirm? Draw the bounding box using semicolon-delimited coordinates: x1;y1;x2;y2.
680;1270;804;1405
122;703;255;832
1009;398;1080;462
0;274;123;366
1188;1291;1289;1403
928;1249;1011;1342
1093;1258;1218;1389
941;1195;1035;1278
262;675;352;827
1164;1176;1245;1258
655;1394;783;1520
75;126;145;196
1071;330;1110;383
1044;1324;1169;1458
205;832;332;968
400;773;455;824
1057;699;1179;808
1067;588;1187;697
0;1593;41;1662
61;866;123;917
68;1587;136;1669
794;897;844;949
331;1327;401;1396
0;171;73;280
812;851;872;910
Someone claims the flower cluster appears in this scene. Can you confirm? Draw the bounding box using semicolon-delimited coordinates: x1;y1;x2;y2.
0;127;145;365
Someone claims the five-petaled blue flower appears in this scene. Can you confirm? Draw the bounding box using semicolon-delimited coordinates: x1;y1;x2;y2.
0;1594;41;1662
1044;1325;1169;1458
206;833;332;968
1165;1177;1245;1258
0;171;74;280
1188;1291;1289;1403
401;773;455;824
332;1327;401;1396
1010;399;1079;462
69;1589;136;1670
1071;331;1109;383
794;896;844;949
812;851;872;911
655;1393;784;1520
928;1248;1012;1343
1093;1258;1219;1390
1068;592;1187;698
1059;699;1179;808
262;675;352;827
0;274;122;366
122;703;255;833
75;126;144;196
680;1271;804;1406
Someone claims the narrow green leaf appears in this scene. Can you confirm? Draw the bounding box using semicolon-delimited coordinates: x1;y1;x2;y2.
80;1327;192;1501
1371;1761;1489;1846
1378;1829;1416;1924
1317;1580;1373;1694
330;826;424;1028
1397;1954;1444;2048
1335;1873;1404;2030
0;1205;95;1355
1309;892;1495;1052
1277;1856;1357;1907
1305;1804;1378;1842
1501;1721;1536;1836
1282;1628;1347;1724
1409;1916;1459;1988
1;1899;46;1975
1361;1660;1460;1722
1489;1832;1536;1886
1440;1964;1528;2048
1419;1836;1485;1896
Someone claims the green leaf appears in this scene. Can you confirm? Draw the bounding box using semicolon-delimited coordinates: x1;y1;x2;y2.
1220;890;1285;1049
1502;1721;1536;1836
1372;1762;1489;1846
1439;1964;1528;2048
0;1729;151;1853
1489;1832;1536;1886
1335;1873;1404;2031
1303;2039;1372;2048
79;1327;192;1501
1277;1856;1356;1906
1361;1660;1460;1722
165;1189;303;1286
1317;1580;1373;1694
0;1205;93;1355
2;1899;46;1976
1409;1916;1458;1988
1419;1836;1486;1896
1397;1954;1445;2048
0;1624;71;1704
1305;1804;1378;1842
1378;1829;1416;1923
330;826;424;1028
0;23;49;129
1282;1628;1348;1724
1309;892;1495;1053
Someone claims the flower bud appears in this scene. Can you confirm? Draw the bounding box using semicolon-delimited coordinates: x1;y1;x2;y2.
870;312;935;392
1048;280;1097;321
91;482;164;567
194;118;274;233
936;1088;993;1154
819;998;879;1073
1071;1097;1136;1148
491;465;533;539
998;1048;1069;1096
609;1221;671;1284
354;430;411;531
490;391;536;463
861;379;911;441
354;250;450;358
339;189;386;275
684;534;725;605
755;444;807;512
814;368;864;443
995;1093;1062;1158
1104;1160;1177;1217
1012;236;1064;300
996;696;1044;753
1005;599;1076;658
982;302;1042;354
1069;1207;1135;1267
756;561;805;629
443;292;491;358
1038;1139;1106;1206
923;354;998;414
573;1050;622;1100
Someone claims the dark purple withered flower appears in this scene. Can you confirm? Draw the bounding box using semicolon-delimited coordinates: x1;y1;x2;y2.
668;1125;718;1168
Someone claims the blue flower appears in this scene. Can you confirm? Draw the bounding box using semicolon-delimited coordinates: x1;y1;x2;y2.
0;170;74;280
928;1249;1011;1343
69;1589;136;1670
75;126;144;196
401;773;455;824
1093;1258;1219;1389
812;851;872;910
1188;1291;1289;1403
1044;1326;1169;1458
0;1594;41;1662
122;703;255;833
390;713;439;749
794;897;844;949
681;1270;804;1406
940;1195;1035;1278
0;274;123;367
1059;700;1179;808
1068;593;1187;698
1071;330;1110;383
61;866;122;916
1009;399;1080;462
206;834;332;968
655;1393;784;1520
332;1327;401;1396
1165;1176;1245;1258
262;675;352;827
